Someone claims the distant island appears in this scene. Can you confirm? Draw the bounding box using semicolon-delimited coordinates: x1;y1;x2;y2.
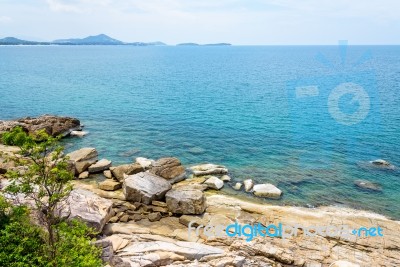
0;34;231;46
0;34;166;46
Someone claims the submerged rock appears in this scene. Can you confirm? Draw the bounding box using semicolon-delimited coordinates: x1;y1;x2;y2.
354;179;382;192
204;176;224;190
67;147;98;175
123;172;172;204
166;188;206;215
370;159;395;170
253;183;282;199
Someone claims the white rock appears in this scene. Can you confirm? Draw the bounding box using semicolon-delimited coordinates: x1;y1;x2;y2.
253;183;282;199
70;130;88;137
243;179;254;192
135;157;154;169
204;176;224;190
190;164;228;176
233;183;242;190
221;175;231;182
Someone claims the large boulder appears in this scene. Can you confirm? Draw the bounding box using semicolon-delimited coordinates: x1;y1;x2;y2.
253;183;282;199
190;164;228;176
166;188;206;215
59;188;113;232
111;163;143;182
67;147;98;175
123;172;172;204
150;157;186;182
0;115;81;137
88;159;112;173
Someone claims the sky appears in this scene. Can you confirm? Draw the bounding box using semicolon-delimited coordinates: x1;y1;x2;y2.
0;0;399;45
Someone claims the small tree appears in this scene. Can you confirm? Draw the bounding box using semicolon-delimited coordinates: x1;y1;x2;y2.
2;127;102;267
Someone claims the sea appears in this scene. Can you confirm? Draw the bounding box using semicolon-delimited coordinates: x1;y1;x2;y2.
1;45;399;219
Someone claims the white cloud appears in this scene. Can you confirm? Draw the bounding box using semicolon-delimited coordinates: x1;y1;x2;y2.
0;15;11;23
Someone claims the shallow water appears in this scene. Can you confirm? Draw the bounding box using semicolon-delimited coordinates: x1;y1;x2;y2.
1;45;399;219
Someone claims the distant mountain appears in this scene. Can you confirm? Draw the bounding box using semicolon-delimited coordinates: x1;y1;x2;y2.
0;37;50;45
177;43;200;46
177;42;232;46
53;34;123;45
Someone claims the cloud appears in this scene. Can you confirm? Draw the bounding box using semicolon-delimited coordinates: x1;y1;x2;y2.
0;16;11;23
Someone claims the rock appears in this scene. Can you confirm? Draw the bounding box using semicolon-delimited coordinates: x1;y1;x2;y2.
88;159;112;173
119;215;129;223
104;235;130;252
0;115;81;137
129;252;185;266
233;183;242;190
78;171;89;179
99;180;122;191
204;176;224;190
148;212;162;222
354;179;382;192
370;159;395;169
111;163;143;182
94;239;114;263
221;175;231;182
119;241;224;260
67;147;98;174
330;261;360;267
253;183;282;199
166;188;206;215
190;164;228;176
135;157;154;169
243;179;254;192
130;214;143;222
104;170;113;179
70;130;88;137
152;200;168;207
150;157;186;182
123;172;172;204
59;188;113;232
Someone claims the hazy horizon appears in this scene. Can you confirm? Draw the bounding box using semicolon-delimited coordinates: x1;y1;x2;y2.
1;0;399;45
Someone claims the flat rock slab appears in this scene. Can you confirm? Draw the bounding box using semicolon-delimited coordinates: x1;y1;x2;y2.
89;159;112;173
59;188;113;232
119;241;224;260
190;163;228;176
123;172;172;204
99;180;122;191
111;163;143;181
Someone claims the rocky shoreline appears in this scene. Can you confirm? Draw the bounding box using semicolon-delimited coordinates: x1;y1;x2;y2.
1;115;399;267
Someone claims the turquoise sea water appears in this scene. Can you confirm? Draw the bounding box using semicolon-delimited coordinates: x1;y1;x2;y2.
1;45;399;219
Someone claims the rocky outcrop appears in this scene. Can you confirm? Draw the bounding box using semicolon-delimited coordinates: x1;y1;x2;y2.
166;188;206;215
88;159;112;173
0;115;81;137
150;157;186;182
253;183;282;199
190;163;228;176
59;188;113;232
123;172;172;204
111;163;143;182
67;147;98;175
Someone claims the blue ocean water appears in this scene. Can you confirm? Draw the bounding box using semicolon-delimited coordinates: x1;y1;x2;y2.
1;45;399;219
